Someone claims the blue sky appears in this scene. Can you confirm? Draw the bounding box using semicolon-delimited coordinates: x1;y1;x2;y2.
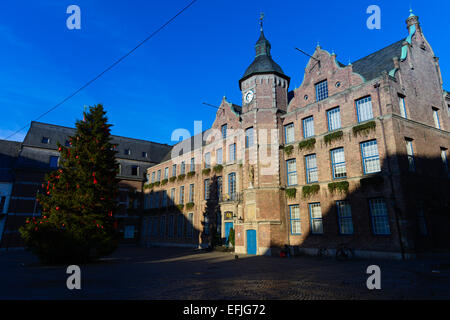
1;0;449;144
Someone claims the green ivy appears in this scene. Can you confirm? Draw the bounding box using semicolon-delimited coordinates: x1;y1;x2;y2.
328;181;349;194
176;204;184;210
302;184;320;198
154;181;161;186
202;168;211;175
353;121;376;137
284;145;294;156
177;173;186;181
185;202;194;210
144;183;154;190
169;176;176;183
285;188;297;199
298;138;316;151
187;171;195;178
324;131;343;145
213;164;223;173
161;179;168;185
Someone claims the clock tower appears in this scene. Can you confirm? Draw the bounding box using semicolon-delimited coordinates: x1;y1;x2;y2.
234;16;291;256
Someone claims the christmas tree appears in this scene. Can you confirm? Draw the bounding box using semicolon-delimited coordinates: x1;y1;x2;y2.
20;104;119;264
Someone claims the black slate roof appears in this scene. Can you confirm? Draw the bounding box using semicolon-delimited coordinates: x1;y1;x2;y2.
242;55;286;80
23;122;172;164
0;140;21;181
352;40;404;81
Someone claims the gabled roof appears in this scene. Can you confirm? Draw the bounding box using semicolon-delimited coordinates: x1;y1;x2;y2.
351;40;404;81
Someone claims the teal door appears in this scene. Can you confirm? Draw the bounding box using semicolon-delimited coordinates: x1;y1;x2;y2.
246;229;257;255
225;222;233;244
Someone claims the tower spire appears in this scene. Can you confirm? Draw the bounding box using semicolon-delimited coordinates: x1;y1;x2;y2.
259;12;264;32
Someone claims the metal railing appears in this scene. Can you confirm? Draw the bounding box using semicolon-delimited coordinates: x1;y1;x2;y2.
219;192;242;203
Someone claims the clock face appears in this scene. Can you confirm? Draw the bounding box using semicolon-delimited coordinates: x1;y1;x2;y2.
244;90;254;104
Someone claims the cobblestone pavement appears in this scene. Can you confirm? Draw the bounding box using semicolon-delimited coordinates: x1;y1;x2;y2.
1;246;449;300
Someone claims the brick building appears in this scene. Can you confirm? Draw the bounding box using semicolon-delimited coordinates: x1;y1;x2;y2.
0;121;171;249
142;11;450;259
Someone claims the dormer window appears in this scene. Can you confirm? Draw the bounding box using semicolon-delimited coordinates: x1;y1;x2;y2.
124;149;131;155
142;152;147;158
42;137;50;144
131;166;139;176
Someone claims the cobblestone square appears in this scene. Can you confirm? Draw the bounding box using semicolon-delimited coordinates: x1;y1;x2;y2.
1;246;449;300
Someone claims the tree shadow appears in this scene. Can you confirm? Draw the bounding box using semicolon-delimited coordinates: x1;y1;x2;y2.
282;152;450;260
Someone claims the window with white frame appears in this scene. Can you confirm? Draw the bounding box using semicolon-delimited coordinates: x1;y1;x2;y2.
204;215;209;235
204;152;211;168
405;138;415;172
360;140;381;174
331;148;346;179
303;116;314;138
285;123;295;144
168;215;174;238
286;159;297;186
151;171;155;183
399;95;407;119
160;216;166;238
229;143;236;162
190;157;195;172
217;176;223;199
172;164;177;177
216;148;223;165
170;188;175;206
309;203;323;234
327;107;341;131
177;214;183;238
245;127;254;148
204;179;210;200
187;212;194;238
417;202;428;236
228;172;236;196
162;190;168;207
164;167;169;179
180;161;185;174
356;96;373;122
369;198;390;235
221;124;227;139
336;201;353;235
432;107;441;129
189;184;194;202
305;154;318;183
157;169;161;181
315;80;328;102
179;186;184;204
441;148;449;175
289;205;301;235
49;156;59;168
152;216;158;236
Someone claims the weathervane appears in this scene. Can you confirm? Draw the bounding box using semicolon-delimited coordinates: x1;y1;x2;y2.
260;12;264;31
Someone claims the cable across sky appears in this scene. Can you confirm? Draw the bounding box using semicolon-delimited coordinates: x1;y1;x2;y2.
3;0;199;141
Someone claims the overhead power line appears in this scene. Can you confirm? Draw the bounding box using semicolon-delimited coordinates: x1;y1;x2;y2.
3;0;199;141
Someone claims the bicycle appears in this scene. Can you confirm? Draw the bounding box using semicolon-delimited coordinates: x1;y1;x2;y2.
317;247;329;259
335;244;355;261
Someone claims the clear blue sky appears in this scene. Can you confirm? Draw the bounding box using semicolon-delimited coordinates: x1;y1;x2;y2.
1;0;449;144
